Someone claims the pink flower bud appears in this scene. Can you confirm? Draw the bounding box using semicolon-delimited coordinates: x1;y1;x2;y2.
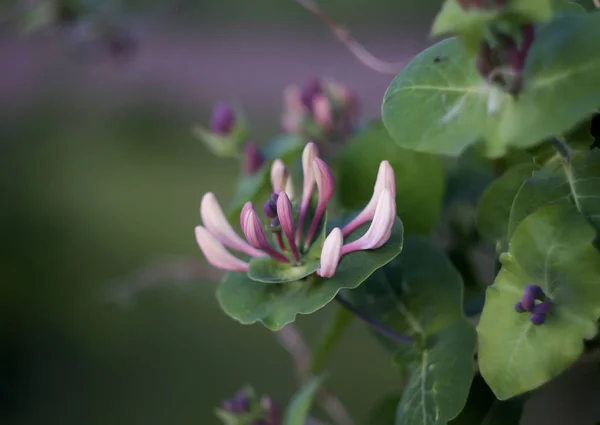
195;226;249;272
276;192;300;263
342;161;395;237
270;159;289;194
342;188;395;255
201;193;263;257
312;94;333;130
242;208;289;263
317;228;343;278
296;142;319;244
305;158;335;248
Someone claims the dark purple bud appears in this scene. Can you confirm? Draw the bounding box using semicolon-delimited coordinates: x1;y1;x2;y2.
270;217;281;228
533;300;553;315
301;77;323;110
270;193;280;204
245;143;265;175
514;301;525;313
530;313;546;326
211;103;235;135
525;284;545;300
263;200;277;219
520;24;535;58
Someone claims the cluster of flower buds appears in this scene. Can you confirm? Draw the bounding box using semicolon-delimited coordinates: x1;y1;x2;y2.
194;142;396;279
195;103;264;175
281;78;359;147
514;284;553;325
217;387;280;425
476;24;535;95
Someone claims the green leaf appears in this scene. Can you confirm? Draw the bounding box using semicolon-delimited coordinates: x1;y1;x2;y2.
508;149;600;239
476;163;537;251
283;376;325;425
337;121;444;234
365;394;402;425
382;12;600;158
449;375;524;425
344;237;476;425
551;0;587;13
432;0;551;52
477;205;600;400
217;219;404;330
248;214;326;283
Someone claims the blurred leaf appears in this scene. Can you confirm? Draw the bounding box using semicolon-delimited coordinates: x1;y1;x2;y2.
217;219;403;330
449;375;523;425
476;163;537;251
283;376;325;425
309;306;354;374
478;205;600;400
262;134;306;161
508;149;600;239
432;0;551;53
345;237;476;425
382;12;600;158
364;393;402;425
337;121;444;234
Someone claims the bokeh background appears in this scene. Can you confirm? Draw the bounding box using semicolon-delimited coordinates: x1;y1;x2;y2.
1;1;599;424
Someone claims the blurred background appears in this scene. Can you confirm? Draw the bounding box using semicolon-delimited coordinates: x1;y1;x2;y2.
1;1;599;424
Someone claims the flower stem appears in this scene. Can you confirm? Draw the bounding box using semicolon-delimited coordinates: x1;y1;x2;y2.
335;294;413;345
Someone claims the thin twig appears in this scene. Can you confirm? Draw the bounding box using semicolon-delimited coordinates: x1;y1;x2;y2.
335;295;413;344
276;325;355;425
293;0;405;74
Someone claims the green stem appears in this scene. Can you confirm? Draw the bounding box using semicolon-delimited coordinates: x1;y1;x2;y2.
309;306;353;374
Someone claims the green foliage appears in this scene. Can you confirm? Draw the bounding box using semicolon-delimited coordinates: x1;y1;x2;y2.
382;12;600;158
478;205;600;399
345;237;476;425
217;219;404;330
337;121;445;234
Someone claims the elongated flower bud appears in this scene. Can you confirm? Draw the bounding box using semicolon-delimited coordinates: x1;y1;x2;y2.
195;226;249;272
342;161;395;237
211;102;235;135
305;158;335;248
201;193;263;257
533;300;552;315
242;208;289;263
277;192;300;262
342;188;395;255
271;159;289;194
530;313;546;326
296;142;319;244
317;228;343;278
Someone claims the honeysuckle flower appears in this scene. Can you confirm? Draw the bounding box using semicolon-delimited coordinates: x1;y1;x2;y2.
195;226;249;272
317;228;343;278
194;143;397;280
281;78;359;144
244;142;264;175
211;102;235;135
342;160;395;237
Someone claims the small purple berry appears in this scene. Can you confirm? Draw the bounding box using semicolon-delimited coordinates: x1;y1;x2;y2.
514;301;525;313
530;313;546;326
533;300;553;315
211;103;235;135
521;289;535;312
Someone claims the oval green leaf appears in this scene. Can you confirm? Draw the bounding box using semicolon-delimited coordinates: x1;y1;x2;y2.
478;205;600;400
383;12;600;158
217;218;404;330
